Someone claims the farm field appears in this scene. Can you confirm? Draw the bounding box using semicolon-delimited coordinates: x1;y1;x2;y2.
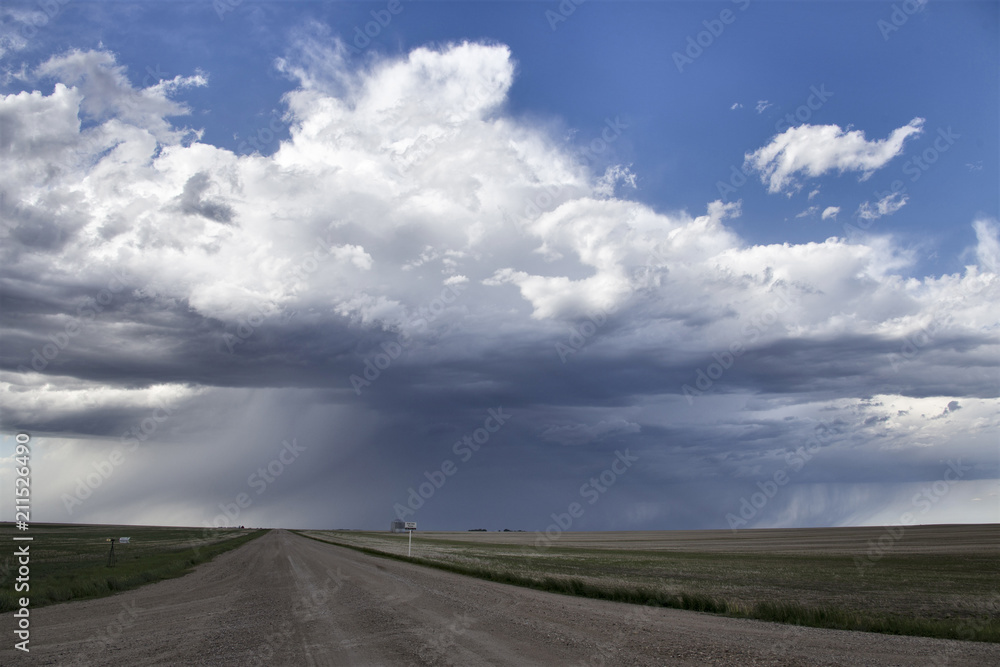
0;522;264;612
4;530;999;666
298;524;1000;642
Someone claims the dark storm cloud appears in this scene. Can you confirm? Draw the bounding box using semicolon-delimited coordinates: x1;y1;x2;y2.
1;42;997;531
2;287;996;441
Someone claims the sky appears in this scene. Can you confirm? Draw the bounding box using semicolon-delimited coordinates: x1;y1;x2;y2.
0;0;997;533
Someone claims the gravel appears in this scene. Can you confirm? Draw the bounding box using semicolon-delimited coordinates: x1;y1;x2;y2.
3;529;997;666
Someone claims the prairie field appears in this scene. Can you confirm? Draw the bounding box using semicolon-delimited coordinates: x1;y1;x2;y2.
298;524;1000;641
0;522;263;612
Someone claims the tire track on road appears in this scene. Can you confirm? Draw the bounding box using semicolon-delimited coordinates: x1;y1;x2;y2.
2;529;998;666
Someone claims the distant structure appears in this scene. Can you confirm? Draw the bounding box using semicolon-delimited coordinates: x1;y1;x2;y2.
390;519;406;533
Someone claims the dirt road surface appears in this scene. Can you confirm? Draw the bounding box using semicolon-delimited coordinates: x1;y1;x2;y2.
3;530;997;666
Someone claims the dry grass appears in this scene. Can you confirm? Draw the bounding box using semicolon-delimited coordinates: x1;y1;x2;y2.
298;525;1000;642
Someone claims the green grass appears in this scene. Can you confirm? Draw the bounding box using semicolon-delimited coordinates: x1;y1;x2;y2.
293;530;1000;643
0;523;267;612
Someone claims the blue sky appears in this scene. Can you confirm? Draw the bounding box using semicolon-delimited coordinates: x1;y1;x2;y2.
6;1;997;272
24;2;1000;258
1;1;997;531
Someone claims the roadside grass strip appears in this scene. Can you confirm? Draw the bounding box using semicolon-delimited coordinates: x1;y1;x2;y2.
0;524;267;612
292;530;999;643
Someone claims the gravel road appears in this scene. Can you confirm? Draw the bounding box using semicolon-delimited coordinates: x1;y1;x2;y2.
3;529;997;666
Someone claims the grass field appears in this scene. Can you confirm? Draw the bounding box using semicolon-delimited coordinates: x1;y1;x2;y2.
297;525;1000;642
0;522;266;613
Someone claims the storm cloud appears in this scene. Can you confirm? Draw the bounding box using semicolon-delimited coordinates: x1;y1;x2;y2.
1;39;997;532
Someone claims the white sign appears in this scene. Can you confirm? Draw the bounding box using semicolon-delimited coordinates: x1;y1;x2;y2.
119;537;130;543
404;522;417;556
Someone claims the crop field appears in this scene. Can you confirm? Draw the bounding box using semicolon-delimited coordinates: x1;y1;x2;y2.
298;524;1000;642
0;522;264;612
2;522;996;664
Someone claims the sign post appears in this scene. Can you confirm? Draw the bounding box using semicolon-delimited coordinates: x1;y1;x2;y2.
404;522;416;556
106;537;131;566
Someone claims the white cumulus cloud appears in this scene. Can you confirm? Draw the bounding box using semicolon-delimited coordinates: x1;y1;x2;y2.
2;41;997;531
973;218;1000;273
856;191;909;221
745;118;925;194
